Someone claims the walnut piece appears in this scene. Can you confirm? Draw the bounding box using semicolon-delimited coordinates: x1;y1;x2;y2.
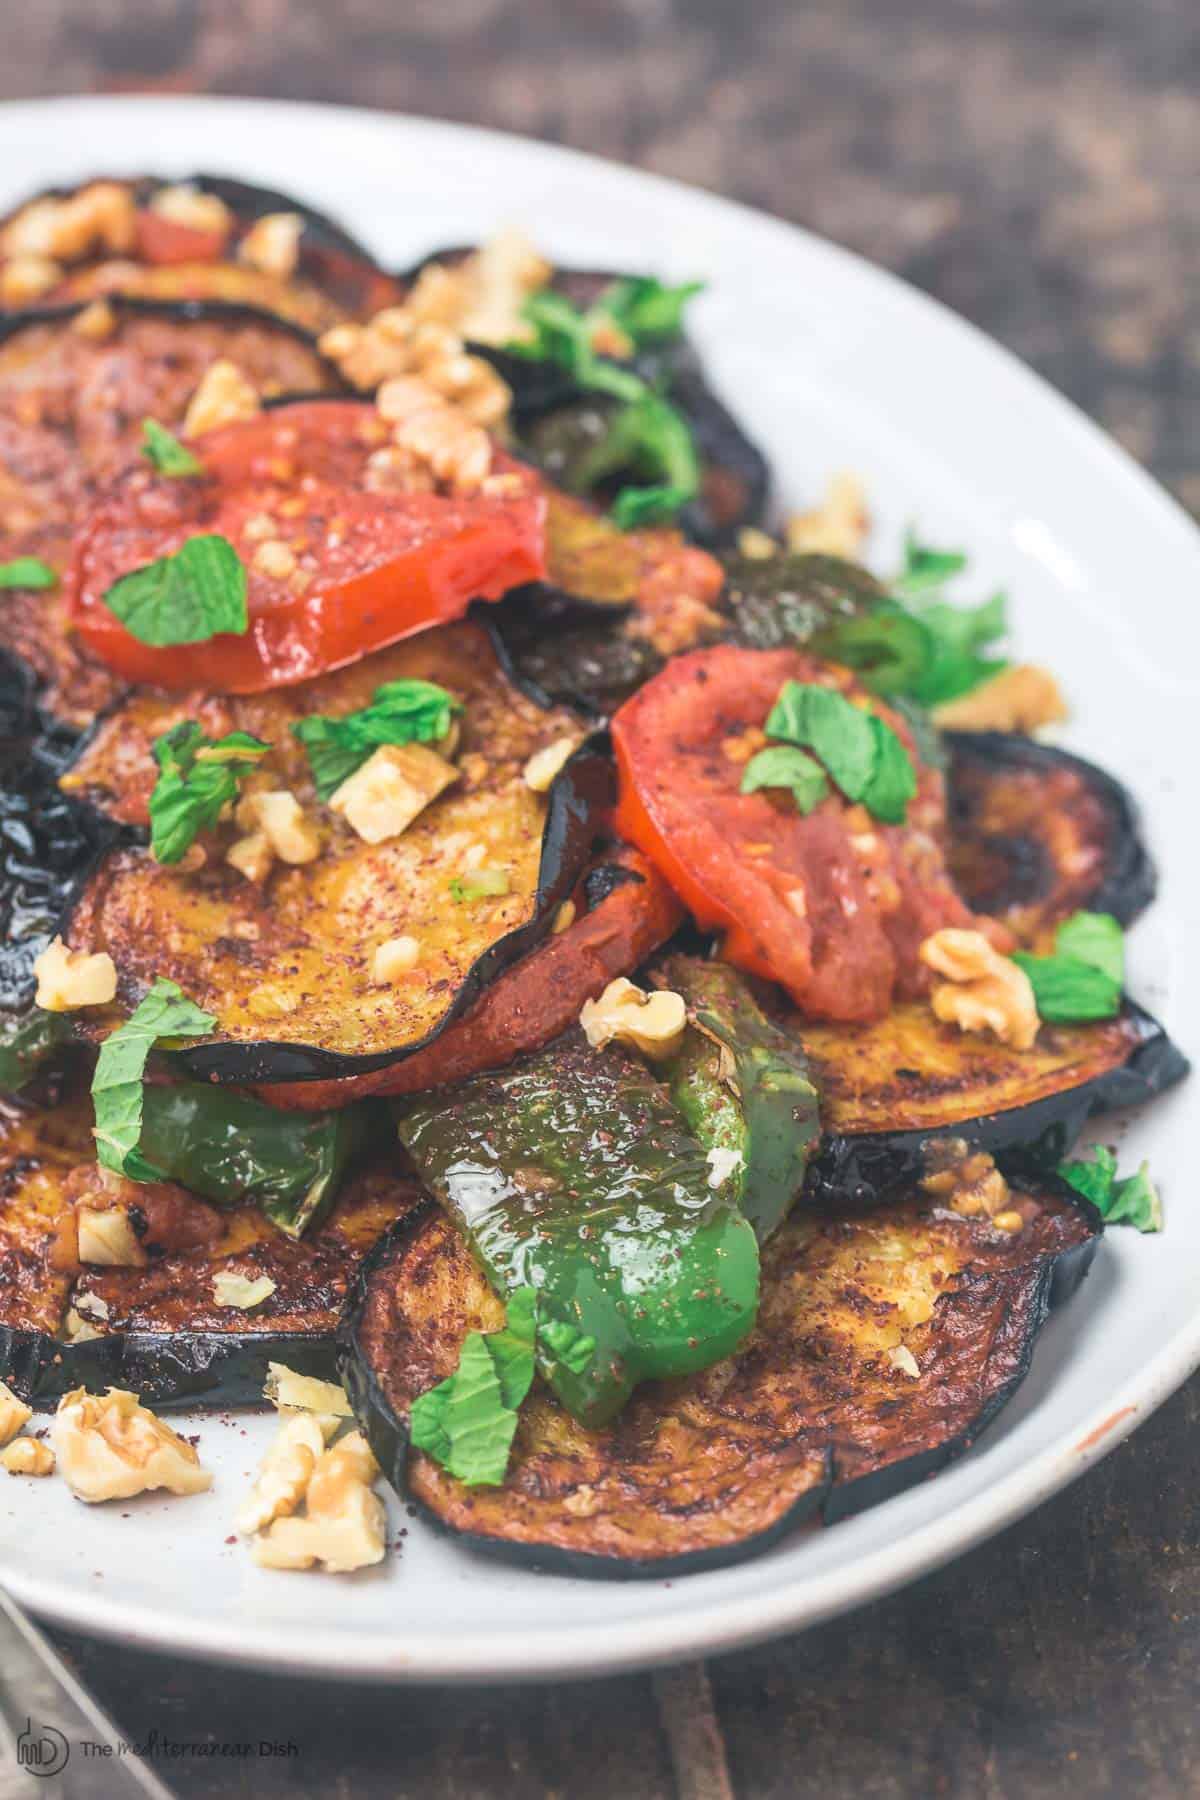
522;736;579;794
150;184;233;240
264;1363;354;1421
1;1438;55;1477
920;927;1040;1051
53;1388;212;1503
76;1206;148;1269
33;936;116;1011
376;374;494;493
580;977;687;1062
784;472;869;559
931;664;1068;734
3;182;136;263
237;790;320;865
251;1430;386;1573
238;211;303;279
212;1270;277;1311
921;1140;1012;1220
372;935;421;983
0;1380;33;1448
182;359;261;439
328;742;458;844
236;1411;329;1536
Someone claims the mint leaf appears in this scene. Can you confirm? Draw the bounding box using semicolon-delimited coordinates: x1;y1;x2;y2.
861;714;919;823
813;604;933;698
1057;1147;1161;1232
92;979;216;1180
598;275;704;343
149;721;270;863
764;681;914;822
1012;910;1124;1023
0;557;57;591
741;744;829;814
141;418;203;477
448;869;510;903
893;529;968;598
409;1286;541;1487
292;679;461;801
103;534;247;646
1056;910;1124;985
909;592;1009;706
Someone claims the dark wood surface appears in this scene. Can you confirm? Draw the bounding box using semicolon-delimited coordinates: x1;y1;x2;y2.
3;3;1198;1795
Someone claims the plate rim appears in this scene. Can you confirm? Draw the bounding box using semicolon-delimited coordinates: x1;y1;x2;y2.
1;90;1197;1684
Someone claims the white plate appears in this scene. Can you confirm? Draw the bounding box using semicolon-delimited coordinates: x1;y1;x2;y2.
0;94;1197;1685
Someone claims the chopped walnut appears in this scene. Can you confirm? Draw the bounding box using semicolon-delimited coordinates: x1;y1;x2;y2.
376;374;493;492
182;359;261;439
237;789;319;865
1;1437;55;1476
226;831;274;884
931;664;1069;734
0;254;61;304
580;977;687;1062
372;935;421;983
3;182;136;263
920;927;1040;1051
53;1388;212;1503
251;1430;386;1573
33;936;116;1011
0;1380;32;1448
320;308;510;427
150;184;233;240
212;1270;277;1311
76;1206;148;1269
405;228;551;347
329;742;458;844
735;526;779;560
236;1411;329;1536
522;736;579;793
238;211;303;279
921;1140;1012;1221
264;1363;354;1421
72;299;117;342
784;472;869;559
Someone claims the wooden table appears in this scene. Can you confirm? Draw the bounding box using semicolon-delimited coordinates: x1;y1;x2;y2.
5;3;1198;1793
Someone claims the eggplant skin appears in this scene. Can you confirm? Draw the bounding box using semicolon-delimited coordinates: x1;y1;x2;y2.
798;1000;1189;1211
946;730;1157;944
0;1086;424;1408
339;1165;1098;1578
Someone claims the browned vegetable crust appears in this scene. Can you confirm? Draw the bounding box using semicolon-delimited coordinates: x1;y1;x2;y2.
66;622;603;1078
0;299;340;723
0;1093;90;1335
343;1174;1098;1575
946;731;1155;947
799;1002;1148;1136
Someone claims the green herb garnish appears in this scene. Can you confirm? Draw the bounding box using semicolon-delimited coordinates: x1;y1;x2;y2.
757;680;917;824
0;557;57;590
91;980;217;1182
448;869;510;903
148;721;270;863
103;534;247;647
1057;1145;1162;1233
292;679;461;802
1012;910;1124;1023
892;529;969;598
410;1287;595;1487
141;418;203;477
513;285;702;528
740;744;829;815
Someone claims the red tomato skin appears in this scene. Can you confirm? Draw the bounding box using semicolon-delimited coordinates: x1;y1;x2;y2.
134;209;229;266
612;645;977;1022
68;402;547;694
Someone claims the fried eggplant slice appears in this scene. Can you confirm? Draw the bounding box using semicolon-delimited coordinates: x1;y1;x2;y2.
0;1084;422;1407
62;622;617;1085
1;174;400;330
340;1166;1099;1576
0;297;341;722
798;1000;1187;1208
945;730;1156;946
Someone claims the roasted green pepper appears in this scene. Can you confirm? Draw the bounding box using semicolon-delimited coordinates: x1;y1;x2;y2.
138;1082;376;1238
659;957;821;1243
0;1008;71;1095
396;1033;759;1429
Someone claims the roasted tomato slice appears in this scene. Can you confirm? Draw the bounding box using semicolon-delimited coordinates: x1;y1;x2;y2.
612;645;977;1021
68;401;547;693
133;209;229;266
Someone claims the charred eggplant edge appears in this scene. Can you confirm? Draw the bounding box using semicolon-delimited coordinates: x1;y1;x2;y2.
337;1165;1101;1578
804;999;1187;1211
945;729;1157;928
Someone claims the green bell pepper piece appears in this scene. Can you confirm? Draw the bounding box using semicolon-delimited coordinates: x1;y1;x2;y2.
659;957;821;1244
138;1081;374;1237
397;1034;759;1430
